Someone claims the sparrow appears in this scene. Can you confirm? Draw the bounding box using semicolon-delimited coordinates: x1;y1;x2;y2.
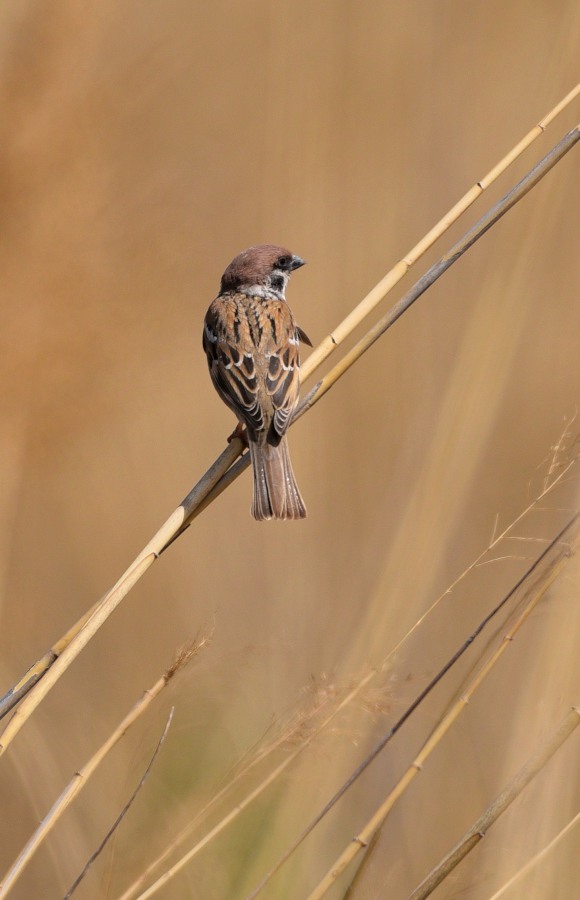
203;244;311;521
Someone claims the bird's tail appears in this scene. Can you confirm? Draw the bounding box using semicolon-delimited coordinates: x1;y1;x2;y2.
249;437;307;521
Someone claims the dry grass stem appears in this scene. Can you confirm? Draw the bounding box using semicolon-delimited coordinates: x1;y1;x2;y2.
407;708;580;900
247;513;578;897
126;447;577;898
295;126;580;418
2;438;574;898
300;82;580;380
126;475;578;898
486;809;580;900
1;9;578;897
543;411;578;492
118;675;378;899
0;443;240;723
307;526;579;899
0;101;576;900
0;444;239;756
1;87;577;736
64;708;174;899
0;554;155;757
372;454;579;681
192;127;580;517
185;453;580;898
0;642;204;898
132;754;307;900
0;604;97;720
341;828;383;900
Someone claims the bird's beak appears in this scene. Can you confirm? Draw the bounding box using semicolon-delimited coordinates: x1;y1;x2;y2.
290;255;306;270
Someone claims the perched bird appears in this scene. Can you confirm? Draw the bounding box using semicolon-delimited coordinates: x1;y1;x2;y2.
203;244;311;521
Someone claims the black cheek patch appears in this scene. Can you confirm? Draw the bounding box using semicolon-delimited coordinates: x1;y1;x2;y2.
270;274;284;293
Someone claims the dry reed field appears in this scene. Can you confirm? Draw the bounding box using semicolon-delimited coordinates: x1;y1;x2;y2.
0;2;579;898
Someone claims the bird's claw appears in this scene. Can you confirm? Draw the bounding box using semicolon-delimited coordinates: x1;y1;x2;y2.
227;422;248;447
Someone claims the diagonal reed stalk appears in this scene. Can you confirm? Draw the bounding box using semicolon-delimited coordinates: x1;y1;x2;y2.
0;641;207;898
485;809;580;900
1;85;577;727
64;709;175;900
306;524;579;899
0;90;578;759
0;443;239;746
121;458;577;899
299;80;580;382
116;692;353;899
246;511;579;898
406;707;580;900
147;124;580;519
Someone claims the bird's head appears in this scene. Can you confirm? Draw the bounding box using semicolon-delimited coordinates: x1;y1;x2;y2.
219;244;306;297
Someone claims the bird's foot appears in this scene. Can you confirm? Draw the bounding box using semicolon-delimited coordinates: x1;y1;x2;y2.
227;422;248;448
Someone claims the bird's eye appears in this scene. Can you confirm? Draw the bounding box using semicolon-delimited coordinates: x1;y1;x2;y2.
277;256;291;269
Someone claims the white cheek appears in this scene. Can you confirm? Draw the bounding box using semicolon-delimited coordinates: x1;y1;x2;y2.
245;285;270;299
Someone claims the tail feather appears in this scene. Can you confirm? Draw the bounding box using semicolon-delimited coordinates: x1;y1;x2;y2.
249;437;307;521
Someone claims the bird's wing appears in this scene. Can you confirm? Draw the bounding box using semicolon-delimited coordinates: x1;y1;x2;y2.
203;298;265;436
203;294;304;444
263;310;302;442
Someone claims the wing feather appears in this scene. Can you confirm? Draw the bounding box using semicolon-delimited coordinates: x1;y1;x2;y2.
203;294;305;444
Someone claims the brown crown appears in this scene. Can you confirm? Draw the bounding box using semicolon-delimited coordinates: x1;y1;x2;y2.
220;244;295;292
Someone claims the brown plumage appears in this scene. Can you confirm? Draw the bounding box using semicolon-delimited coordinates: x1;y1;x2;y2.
203;244;311;520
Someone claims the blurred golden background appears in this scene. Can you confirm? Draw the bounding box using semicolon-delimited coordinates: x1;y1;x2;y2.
0;2;579;898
